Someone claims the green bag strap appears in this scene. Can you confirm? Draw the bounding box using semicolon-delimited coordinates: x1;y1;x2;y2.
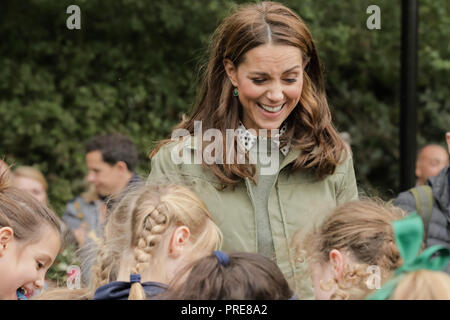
409;185;434;238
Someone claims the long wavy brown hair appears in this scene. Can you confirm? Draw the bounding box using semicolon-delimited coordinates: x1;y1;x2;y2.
151;1;346;187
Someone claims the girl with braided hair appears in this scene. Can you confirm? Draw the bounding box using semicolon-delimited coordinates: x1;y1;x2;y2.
35;182;222;300
292;199;406;300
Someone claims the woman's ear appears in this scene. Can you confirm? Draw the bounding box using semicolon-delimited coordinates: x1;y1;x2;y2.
0;227;14;256
302;56;310;70
168;226;191;259
223;59;238;87
329;249;345;280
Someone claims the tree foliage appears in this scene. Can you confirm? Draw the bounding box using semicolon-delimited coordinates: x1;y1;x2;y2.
0;0;448;214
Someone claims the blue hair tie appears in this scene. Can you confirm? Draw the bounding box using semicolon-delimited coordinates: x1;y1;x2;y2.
130;274;141;284
213;250;229;266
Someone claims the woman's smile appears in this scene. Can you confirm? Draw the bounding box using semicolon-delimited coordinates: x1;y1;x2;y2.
257;103;285;113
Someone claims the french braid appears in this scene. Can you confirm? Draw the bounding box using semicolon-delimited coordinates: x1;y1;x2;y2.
132;203;169;274
36;183;222;300
128;202;170;300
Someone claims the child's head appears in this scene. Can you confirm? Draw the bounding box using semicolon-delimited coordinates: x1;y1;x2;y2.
294;199;405;300
390;270;450;300
162;251;295;300
36;183;222;300
11;166;48;205
0;172;62;300
93;182;222;299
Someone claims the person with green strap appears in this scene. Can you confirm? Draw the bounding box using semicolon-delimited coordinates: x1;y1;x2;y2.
393;132;450;268
366;212;450;300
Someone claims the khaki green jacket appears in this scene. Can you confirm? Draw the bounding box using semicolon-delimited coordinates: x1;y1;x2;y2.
148;139;358;299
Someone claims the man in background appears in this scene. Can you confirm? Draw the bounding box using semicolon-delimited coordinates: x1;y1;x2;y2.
62;134;141;284
415;143;449;186
63;133;141;247
394;133;450;273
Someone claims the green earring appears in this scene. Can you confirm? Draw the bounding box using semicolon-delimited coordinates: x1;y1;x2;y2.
233;88;239;97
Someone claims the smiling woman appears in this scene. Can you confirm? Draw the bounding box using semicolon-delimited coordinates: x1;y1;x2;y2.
149;1;358;299
224;43;305;133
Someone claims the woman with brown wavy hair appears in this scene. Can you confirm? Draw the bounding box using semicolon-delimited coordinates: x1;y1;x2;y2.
149;1;358;298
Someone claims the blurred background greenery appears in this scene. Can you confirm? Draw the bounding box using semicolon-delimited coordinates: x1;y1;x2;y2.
0;0;449;215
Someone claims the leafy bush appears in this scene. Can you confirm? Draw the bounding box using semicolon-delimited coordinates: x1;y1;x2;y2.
0;0;448;215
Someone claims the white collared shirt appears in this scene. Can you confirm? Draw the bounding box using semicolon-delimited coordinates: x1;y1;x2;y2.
236;121;290;156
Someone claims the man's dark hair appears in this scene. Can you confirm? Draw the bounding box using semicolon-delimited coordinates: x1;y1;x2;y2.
85;134;138;171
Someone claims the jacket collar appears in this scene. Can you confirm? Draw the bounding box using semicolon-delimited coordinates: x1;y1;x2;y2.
236;121;290;156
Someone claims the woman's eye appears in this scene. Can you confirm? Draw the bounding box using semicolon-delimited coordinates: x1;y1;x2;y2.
252;78;266;84
36;261;44;269
284;78;297;83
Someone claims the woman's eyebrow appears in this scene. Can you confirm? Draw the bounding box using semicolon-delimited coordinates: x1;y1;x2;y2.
283;65;301;73
249;65;301;76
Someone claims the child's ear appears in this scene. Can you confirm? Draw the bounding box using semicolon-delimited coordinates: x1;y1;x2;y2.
0;227;14;256
329;249;345;280
168;226;190;259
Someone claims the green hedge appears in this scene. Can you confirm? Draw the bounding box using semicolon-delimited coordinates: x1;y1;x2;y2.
1;0;449;214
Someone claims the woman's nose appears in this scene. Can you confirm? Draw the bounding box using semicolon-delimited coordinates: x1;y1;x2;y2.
266;83;284;102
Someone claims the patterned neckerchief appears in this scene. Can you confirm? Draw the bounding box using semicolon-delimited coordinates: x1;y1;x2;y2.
236;121;290;156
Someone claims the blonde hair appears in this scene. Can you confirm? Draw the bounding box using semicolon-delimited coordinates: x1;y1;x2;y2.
36;183;222;300
12;166;48;192
293;198;406;299
391;270;450;300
